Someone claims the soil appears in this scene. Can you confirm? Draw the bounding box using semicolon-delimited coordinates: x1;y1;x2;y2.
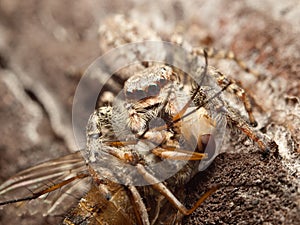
0;1;299;225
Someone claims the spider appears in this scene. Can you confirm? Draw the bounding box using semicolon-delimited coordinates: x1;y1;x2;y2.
0;15;271;225
76;54;269;224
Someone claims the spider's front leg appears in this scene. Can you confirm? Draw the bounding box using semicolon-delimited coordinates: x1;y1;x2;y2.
136;163;217;216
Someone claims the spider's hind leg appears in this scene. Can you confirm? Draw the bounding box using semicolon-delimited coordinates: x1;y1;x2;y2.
192;47;261;78
226;105;270;154
207;67;258;127
192;66;270;154
180;45;259;127
171;33;262;78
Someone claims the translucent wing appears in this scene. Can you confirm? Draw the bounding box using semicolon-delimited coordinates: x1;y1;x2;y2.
0;151;91;216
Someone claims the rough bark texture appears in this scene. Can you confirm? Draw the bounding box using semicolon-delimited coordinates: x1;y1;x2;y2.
0;0;299;224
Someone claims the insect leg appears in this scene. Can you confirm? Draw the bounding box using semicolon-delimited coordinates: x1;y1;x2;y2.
136;164;217;216
149;194;165;225
127;185;150;225
151;147;207;161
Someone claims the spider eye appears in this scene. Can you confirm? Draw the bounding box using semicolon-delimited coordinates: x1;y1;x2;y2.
89;132;102;139
135;89;147;99
147;84;160;96
159;78;167;86
125;91;135;99
126;89;147;100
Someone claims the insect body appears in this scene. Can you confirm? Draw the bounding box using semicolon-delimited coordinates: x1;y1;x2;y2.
63;178;140;225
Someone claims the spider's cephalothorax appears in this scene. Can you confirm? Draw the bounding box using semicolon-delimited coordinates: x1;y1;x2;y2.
87;63;217;168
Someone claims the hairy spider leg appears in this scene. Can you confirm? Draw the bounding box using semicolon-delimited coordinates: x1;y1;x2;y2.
206;66;258;127
172;35;259;127
192;47;261;78
136;164;218;216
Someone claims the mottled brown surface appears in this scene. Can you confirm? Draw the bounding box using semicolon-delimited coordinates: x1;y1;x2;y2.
0;0;299;225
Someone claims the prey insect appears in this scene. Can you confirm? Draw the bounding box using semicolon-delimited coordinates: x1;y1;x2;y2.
0;15;271;225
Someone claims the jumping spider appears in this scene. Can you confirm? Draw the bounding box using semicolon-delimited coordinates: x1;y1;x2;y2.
0;15;271;225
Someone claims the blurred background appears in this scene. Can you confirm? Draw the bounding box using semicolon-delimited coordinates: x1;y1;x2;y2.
0;0;299;224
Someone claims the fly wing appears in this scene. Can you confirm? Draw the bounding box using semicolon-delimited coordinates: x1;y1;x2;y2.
0;151;91;216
